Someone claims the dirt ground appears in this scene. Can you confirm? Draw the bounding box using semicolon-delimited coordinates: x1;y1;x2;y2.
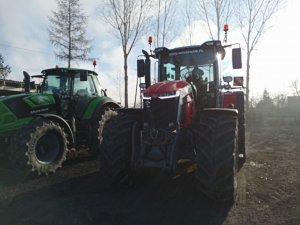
0;120;299;225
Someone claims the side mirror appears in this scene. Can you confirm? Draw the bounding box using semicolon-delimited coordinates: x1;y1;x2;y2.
223;76;233;83
144;58;151;88
101;89;107;97
137;58;151;88
232;48;242;69
137;59;145;77
80;72;88;81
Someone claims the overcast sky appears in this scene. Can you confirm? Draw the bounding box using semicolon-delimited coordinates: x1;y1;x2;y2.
0;0;299;105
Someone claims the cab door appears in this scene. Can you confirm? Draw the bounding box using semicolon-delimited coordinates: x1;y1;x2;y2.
73;73;97;119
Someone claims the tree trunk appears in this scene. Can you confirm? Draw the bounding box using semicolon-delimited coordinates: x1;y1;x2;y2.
156;0;161;47
124;54;128;107
68;0;71;68
246;50;251;114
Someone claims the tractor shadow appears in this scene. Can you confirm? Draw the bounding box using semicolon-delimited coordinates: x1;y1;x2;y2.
0;161;233;225
0;149;96;188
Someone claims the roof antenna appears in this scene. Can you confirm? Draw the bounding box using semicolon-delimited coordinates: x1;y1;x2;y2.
148;36;153;55
93;60;97;71
223;24;229;43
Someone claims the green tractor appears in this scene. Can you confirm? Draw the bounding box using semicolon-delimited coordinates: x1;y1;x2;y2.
0;67;120;175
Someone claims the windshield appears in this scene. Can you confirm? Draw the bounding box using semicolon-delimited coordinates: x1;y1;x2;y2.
159;47;216;84
163;63;214;83
41;74;71;95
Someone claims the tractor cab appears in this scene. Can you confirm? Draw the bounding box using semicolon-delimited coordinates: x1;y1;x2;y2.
37;68;107;119
138;40;243;126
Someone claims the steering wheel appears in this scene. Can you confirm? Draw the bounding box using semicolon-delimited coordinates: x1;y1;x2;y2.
181;70;199;83
180;68;192;80
183;67;205;83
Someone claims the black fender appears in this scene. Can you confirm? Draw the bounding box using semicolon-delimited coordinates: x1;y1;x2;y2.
34;113;75;147
201;108;238;116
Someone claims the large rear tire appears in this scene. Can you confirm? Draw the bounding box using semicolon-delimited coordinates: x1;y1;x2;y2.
8;120;68;175
99;111;135;187
193;110;238;202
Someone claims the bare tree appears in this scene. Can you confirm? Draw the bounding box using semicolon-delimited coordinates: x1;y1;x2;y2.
273;92;287;109
112;73;124;104
236;0;285;112
98;0;152;107
154;0;178;47
180;0;197;45
0;53;11;80
291;79;300;96
196;0;232;40
48;0;92;68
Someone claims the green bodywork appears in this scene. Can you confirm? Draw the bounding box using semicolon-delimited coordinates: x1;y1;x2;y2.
82;97;109;120
0;93;56;136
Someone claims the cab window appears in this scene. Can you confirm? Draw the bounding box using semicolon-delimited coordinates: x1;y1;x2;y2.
42;75;71;95
74;73;96;96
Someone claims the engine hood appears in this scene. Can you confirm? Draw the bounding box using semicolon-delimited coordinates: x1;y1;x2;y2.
143;80;189;98
0;93;57;119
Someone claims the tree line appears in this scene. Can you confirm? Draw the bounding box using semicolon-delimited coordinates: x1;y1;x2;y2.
247;89;300;128
1;0;287;108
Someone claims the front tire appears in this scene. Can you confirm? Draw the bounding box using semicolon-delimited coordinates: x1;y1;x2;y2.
193;110;238;202
99;111;135;187
8;120;68;175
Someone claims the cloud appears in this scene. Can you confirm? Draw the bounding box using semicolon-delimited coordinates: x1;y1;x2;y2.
0;0;134;104
0;0;57;78
1;0;300;105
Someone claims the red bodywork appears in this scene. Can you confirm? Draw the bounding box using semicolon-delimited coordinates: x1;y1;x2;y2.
143;80;188;98
222;91;240;109
180;92;196;128
143;80;243;128
143;80;196;128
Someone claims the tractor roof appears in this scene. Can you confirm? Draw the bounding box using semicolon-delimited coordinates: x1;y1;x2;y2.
154;40;225;61
41;68;98;76
170;40;223;52
154;40;223;55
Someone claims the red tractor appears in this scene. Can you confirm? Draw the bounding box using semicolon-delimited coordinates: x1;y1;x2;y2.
99;40;245;202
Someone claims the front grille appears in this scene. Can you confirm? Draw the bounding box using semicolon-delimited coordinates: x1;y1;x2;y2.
145;97;179;130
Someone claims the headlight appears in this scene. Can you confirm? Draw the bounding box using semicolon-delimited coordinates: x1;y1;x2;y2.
158;90;180;99
142;90;180;100
142;92;151;100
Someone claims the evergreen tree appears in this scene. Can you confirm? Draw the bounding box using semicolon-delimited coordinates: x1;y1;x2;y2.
256;89;275;113
0;53;11;80
48;0;91;67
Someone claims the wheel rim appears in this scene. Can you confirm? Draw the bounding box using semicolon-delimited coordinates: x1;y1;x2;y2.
35;132;62;164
